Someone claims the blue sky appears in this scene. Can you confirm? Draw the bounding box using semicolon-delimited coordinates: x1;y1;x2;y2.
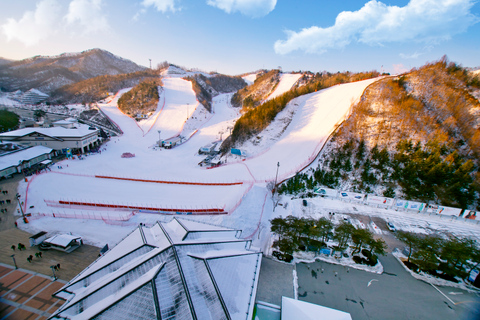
1;0;479;75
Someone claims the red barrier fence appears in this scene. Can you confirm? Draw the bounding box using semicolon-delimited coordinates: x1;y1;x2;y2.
57;200;226;214
30;210;135;221
94;175;243;186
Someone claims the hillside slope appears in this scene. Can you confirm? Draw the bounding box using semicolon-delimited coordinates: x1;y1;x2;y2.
49;69;160;105
0;48;145;94
287;58;480;209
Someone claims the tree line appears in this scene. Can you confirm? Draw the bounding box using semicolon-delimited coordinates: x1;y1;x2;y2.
397;231;479;282
278;138;478;210
222;70;380;153
117;78;162;117
271;215;386;265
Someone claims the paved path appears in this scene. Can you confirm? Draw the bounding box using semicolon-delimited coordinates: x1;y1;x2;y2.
0;175;22;232
1;175;100;282
0;228;100;282
255;256;294;306
0;264;67;320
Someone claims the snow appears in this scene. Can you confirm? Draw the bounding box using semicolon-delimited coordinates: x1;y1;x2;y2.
0;94;20;106
0;146;52;171
265;73;302;101
44;233;80;245
0;124;96;138
242;73;258;85
292;251;383;274
14;74;479;286
392;250;479;292
282;296;352;320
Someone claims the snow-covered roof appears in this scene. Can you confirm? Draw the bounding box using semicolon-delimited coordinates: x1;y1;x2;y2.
27;88;49;97
53;118;77;125
0;146;53;171
281;297;352;320
50;218;261;320
0;124;97;139
44;234;82;248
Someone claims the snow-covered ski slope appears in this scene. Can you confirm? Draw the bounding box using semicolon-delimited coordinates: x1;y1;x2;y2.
20;76;381;246
242;73;257;85
265;73;302;101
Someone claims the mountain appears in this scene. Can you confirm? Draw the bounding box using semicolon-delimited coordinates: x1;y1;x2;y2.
0;48;146;94
0;57;14;66
285;57;480;209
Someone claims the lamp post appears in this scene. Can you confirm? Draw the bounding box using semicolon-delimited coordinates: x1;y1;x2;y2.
10;255;18;269
157;130;161;147
50;265;57;281
273;162;280;212
16;193;26;223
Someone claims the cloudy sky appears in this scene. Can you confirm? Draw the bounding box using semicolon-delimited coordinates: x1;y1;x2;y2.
1;0;479;75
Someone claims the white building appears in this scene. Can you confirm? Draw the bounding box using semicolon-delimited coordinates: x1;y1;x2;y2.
0;123;100;154
0;145;55;178
50;218;262;320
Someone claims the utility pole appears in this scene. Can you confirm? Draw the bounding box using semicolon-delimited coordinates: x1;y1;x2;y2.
149;59;152;69
10;255;18;269
16;193;26;223
273;162;280;211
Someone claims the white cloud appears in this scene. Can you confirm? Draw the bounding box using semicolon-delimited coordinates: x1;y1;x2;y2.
141;0;179;13
2;0;110;46
1;0;62;46
207;0;276;18
65;0;109;34
393;63;410;74
399;52;422;59
274;0;479;54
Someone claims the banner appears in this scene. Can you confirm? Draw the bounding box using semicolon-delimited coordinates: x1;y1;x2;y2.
339;191;365;202
406;201;425;211
314;187;338;198
394;199;425;211
464;210;478;220
366;195;394;206
426;205;462;216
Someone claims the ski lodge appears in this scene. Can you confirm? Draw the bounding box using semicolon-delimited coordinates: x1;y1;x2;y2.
0;121;100;154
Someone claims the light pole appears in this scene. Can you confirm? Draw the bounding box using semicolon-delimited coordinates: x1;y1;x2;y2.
273;162;280;211
16;193;26;223
157;130;161;147
10;254;18;269
50;265;57;281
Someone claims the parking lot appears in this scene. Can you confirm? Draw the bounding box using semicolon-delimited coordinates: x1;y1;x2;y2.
296;254;480;320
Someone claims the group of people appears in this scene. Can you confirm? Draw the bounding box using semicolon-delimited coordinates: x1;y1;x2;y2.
11;243;62;269
12;243;26;250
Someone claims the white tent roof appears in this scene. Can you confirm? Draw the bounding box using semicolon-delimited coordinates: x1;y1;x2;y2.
44;234;81;248
281;297;352;320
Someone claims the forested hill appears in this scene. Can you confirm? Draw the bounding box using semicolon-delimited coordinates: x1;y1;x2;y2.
284;57;480;210
0;48;146;94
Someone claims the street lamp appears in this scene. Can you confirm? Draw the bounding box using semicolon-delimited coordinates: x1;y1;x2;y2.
157;130;161;147
50;265;57;281
273;162;280;212
274;162;280;188
16;193;26;223
10;254;18;269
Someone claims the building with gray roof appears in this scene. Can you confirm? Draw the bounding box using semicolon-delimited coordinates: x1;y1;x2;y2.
50;218;262;320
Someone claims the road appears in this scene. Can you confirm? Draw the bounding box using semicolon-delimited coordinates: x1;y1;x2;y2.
295;254;479;320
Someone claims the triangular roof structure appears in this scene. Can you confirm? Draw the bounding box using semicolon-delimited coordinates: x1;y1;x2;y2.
50;218;262;320
281;297;352;320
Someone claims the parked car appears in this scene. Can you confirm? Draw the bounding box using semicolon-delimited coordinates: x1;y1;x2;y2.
386;222;396;232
